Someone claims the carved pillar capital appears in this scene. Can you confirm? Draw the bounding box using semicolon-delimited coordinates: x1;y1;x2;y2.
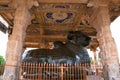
9;0;39;9
91;0;109;7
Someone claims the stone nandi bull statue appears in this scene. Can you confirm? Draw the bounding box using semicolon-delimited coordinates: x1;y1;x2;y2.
22;31;91;64
22;31;92;79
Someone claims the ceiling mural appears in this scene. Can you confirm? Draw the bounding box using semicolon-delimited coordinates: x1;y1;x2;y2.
45;12;75;24
33;4;88;25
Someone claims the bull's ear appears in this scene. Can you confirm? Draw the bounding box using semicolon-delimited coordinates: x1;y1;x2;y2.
82;36;91;47
67;31;74;40
86;36;91;43
67;34;73;40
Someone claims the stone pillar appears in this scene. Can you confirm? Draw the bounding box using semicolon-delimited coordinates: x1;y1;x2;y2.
92;5;120;80
3;1;32;80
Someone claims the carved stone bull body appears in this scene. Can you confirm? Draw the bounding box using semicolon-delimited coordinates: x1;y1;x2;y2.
22;31;91;64
22;31;92;79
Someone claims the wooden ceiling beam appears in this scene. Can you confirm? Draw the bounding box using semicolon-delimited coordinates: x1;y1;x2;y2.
25;36;66;48
25;34;96;42
25;41;51;48
37;0;89;4
25;42;40;48
0;8;15;13
26;35;67;40
28;24;95;31
36;8;79;13
28;24;75;30
110;11;120;16
25;37;97;48
0;0;10;5
110;0;120;3
27;24;97;36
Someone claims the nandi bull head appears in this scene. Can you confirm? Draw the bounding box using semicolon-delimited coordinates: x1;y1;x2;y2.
67;31;91;47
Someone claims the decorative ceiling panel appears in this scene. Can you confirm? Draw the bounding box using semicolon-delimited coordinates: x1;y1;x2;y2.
33;4;88;25
44;11;75;24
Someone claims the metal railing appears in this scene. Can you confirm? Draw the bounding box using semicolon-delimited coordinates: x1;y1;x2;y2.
19;62;103;80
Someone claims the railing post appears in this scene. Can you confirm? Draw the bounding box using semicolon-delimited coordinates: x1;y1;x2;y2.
38;63;41;80
18;62;22;80
60;64;64;80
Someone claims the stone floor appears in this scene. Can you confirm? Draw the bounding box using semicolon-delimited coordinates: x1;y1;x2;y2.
0;75;3;80
86;75;104;80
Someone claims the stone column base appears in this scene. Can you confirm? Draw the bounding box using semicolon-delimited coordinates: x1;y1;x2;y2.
111;77;120;80
3;65;18;80
86;75;104;80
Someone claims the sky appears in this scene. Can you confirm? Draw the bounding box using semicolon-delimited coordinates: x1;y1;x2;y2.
0;16;120;62
0;16;8;58
110;16;120;60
